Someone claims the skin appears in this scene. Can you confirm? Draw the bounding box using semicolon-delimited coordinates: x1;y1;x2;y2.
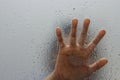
45;18;108;80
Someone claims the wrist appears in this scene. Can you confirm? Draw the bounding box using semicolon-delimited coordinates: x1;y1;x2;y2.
45;70;61;80
45;70;86;80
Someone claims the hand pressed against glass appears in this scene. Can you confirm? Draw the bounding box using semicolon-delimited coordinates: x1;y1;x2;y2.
45;18;108;80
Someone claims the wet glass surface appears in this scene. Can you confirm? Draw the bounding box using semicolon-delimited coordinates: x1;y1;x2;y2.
0;0;120;80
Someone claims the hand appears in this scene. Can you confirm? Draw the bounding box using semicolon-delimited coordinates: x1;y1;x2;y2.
46;18;108;80
54;18;108;80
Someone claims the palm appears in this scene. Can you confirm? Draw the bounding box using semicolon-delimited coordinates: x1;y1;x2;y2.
54;18;108;80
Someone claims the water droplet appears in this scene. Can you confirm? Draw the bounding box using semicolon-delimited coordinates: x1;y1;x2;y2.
33;61;35;63
118;54;120;56
37;56;39;59
73;8;75;11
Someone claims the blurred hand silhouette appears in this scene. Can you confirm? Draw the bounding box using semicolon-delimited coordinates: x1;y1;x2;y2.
46;18;108;80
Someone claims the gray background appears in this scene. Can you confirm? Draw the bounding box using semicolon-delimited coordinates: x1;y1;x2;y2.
0;0;120;80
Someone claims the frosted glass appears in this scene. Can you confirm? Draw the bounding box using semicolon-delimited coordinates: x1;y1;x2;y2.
0;0;120;80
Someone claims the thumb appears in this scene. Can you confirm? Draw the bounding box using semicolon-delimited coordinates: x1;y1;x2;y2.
89;58;108;73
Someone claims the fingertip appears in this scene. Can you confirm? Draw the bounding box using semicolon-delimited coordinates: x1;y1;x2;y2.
99;29;106;36
56;26;60;30
96;57;108;70
99;57;108;65
84;18;90;24
90;57;108;72
72;17;78;21
56;26;61;36
72;17;78;24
